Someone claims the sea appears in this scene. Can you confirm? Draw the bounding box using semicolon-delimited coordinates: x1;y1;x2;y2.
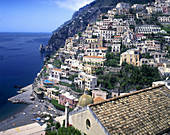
0;32;52;122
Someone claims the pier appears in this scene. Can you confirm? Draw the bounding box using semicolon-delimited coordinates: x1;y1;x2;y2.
8;84;34;104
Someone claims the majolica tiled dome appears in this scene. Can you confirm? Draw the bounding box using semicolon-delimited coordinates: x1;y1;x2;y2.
79;92;93;107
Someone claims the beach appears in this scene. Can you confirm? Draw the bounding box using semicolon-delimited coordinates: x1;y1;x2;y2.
0;104;34;131
0;84;64;131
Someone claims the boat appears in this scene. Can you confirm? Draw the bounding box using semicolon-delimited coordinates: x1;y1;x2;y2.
30;96;35;100
17;90;23;93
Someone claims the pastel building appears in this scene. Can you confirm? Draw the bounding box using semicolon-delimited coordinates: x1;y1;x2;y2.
59;92;78;109
83;64;98;75
120;49;140;66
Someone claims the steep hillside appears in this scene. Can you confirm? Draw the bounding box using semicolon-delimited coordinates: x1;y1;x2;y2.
46;0;155;51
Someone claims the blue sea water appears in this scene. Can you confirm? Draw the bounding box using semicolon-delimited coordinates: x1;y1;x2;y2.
0;32;51;121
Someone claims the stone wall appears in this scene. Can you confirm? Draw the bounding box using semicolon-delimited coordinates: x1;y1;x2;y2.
69;109;107;135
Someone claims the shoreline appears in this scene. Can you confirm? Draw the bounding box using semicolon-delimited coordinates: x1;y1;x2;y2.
0;84;64;131
0;104;34;131
0;84;34;131
8;84;34;104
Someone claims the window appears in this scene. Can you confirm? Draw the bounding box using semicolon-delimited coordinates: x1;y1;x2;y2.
86;119;91;129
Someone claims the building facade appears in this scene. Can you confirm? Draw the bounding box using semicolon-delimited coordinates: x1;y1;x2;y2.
120;49;140;66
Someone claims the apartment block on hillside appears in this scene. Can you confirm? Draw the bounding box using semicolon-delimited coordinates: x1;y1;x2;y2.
74;72;97;90
83;55;106;66
120;49;140;66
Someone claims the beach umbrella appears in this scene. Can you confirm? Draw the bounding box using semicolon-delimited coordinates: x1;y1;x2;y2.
36;118;41;121
43;112;47;115
45;117;50;121
41;120;45;123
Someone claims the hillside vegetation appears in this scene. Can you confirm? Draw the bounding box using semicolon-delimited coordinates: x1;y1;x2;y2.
47;0;155;51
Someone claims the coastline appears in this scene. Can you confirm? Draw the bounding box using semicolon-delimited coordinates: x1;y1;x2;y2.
0;84;34;131
0;104;33;131
0;84;64;131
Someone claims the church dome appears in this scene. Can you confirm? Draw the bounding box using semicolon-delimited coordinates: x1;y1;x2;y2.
79;93;93;107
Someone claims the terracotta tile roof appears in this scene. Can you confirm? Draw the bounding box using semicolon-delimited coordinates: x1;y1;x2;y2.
89;85;170;134
93;97;104;104
84;56;104;59
114;36;121;37
53;68;63;72
98;47;108;50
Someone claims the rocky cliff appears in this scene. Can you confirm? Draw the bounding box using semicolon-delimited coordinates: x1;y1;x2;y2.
45;0;155;52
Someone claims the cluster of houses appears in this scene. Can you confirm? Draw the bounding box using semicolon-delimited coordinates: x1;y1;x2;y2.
34;0;170;110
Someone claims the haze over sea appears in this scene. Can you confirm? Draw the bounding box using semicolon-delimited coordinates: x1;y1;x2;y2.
0;32;51;121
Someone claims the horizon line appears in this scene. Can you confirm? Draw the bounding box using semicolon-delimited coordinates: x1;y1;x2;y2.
0;32;52;33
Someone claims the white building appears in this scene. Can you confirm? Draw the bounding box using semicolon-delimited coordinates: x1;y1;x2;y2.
131;4;144;10
49;68;68;82
97;29;116;42
164;36;170;42
85;47;108;57
116;2;130;9
107;8;118;18
136;13;151;19
150;52;166;63
140;58;156;67
145;40;161;52
74;72;97;90
158;16;170;24
49;68;62;82
152;81;166;87
83;55;106;66
137;25;161;34
158;66;170;77
47;64;54;73
111;44;121;53
146;6;162;14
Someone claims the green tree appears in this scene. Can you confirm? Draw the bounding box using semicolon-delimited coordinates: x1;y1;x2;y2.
108;46;112;52
78;32;82;37
55;122;61;129
53;60;62;68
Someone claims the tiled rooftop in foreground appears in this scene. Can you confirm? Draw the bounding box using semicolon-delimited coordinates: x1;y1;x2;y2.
89;85;170;134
